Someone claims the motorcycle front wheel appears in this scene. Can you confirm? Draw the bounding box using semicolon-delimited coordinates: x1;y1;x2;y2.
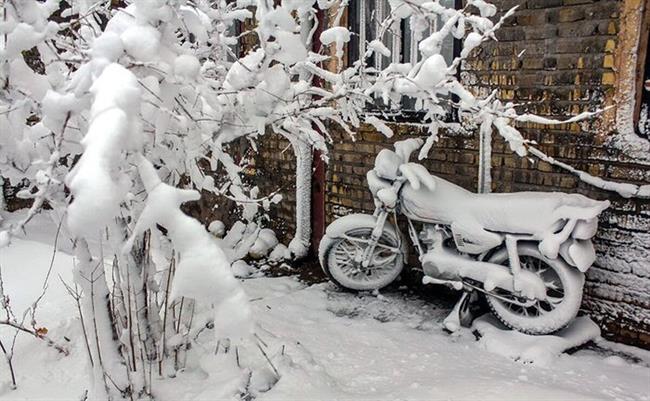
319;214;406;291
484;243;585;335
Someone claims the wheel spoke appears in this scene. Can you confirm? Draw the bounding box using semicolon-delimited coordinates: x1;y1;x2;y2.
371;254;397;267
545;280;559;290
328;227;402;287
334;243;356;259
489;252;567;324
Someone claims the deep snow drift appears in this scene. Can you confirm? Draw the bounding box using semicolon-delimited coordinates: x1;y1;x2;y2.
0;212;649;401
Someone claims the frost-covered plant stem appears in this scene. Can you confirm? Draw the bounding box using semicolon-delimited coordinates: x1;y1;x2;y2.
0;319;69;355
0;264;16;391
1;258;69;390
73;238;125;400
0;178;4;211
0;338;16;389
158;252;174;376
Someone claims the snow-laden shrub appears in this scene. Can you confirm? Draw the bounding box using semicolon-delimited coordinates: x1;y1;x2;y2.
0;0;364;398
217;220;286;261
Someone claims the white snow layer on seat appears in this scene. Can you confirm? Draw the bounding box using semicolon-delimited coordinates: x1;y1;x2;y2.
473;314;601;366
402;174;609;236
400;174;609;264
399;163;436;191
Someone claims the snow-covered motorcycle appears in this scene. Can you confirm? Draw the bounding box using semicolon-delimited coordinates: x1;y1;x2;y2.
319;139;609;335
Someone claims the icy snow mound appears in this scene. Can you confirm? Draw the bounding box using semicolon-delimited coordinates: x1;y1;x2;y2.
473;315;601;366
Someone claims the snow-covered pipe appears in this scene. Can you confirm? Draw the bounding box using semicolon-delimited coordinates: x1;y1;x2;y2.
285;8;317;260
0;177;4;211
478;118;493;194
287;136;313;259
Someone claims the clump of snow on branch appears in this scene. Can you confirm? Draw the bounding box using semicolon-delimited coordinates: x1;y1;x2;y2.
66;64;141;237
320;26;351;58
126;157;252;340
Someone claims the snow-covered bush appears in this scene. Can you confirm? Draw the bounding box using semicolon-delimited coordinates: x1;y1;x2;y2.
218;219;284;261
0;0;364;398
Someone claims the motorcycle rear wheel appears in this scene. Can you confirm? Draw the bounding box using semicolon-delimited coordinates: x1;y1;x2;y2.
484;243;585;335
319;215;406;291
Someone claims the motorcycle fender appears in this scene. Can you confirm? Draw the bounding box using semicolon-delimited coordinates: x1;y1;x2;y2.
319;213;404;268
572;217;598;240
323;214;389;239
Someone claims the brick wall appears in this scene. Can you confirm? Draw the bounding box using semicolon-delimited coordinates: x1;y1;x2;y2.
329;0;650;347
467;0;650;346
180;136;299;244
251;134;298;243
251;0;650;347
326;125;479;226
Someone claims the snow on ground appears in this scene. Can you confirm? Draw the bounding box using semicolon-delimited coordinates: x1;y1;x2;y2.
0;231;83;399
248;280;650;401
1;211;649;401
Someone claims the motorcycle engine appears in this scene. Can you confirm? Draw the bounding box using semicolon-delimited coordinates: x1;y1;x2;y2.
419;224;452;251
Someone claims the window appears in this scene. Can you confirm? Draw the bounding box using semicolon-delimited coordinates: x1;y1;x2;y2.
401;3;456;69
347;0;459;115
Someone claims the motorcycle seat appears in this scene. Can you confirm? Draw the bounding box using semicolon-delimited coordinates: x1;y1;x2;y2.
400;172;609;238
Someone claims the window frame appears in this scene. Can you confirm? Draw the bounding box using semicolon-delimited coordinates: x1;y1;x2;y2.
346;0;462;123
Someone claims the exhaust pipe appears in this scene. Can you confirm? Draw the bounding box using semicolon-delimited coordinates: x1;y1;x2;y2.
421;247;547;300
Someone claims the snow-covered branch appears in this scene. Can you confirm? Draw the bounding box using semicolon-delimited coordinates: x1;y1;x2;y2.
527;146;650;199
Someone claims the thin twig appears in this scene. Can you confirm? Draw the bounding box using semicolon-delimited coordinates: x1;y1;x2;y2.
30;214;65;327
0;338;17;389
255;342;279;378
0;320;70;355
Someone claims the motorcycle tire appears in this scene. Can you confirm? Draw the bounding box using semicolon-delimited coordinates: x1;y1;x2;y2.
484;243;585;335
319;214;407;291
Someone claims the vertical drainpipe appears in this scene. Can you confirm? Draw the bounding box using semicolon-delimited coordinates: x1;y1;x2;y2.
310;7;327;256
477;120;493;194
286;136;313;259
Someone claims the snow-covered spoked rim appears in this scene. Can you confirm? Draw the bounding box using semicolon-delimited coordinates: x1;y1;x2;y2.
484;243;585;335
319;213;407;291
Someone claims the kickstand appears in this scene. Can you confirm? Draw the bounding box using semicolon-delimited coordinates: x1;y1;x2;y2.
443;291;474;333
